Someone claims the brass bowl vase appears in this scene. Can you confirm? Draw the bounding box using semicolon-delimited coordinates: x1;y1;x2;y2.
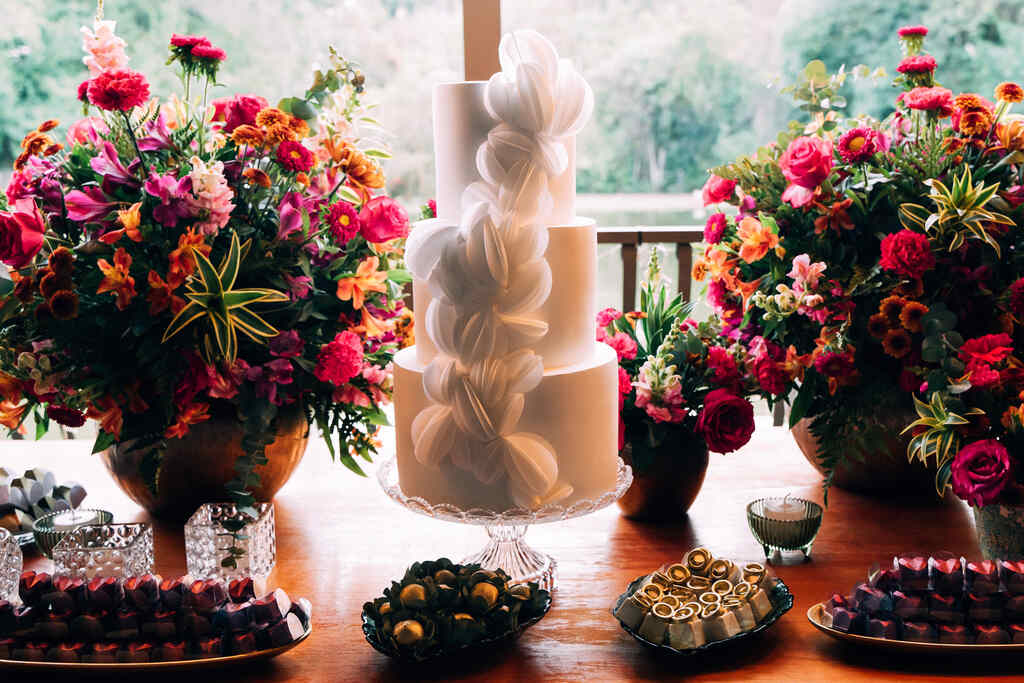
99;406;309;522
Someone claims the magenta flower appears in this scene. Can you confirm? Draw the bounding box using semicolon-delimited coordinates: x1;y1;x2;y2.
137;113;175;152
269;330;304;358
277;192;322;240
144;171;192;227
246;358;294;405
283;273;313;300
951;439;1012;508
90;141;140;187
65;186;118;224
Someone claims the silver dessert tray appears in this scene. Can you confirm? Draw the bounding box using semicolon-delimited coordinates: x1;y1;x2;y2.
377;456;632;591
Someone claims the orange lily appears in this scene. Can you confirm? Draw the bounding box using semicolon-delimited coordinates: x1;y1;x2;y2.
97;248;137;310
147;270;186;315
86;396;123;437
734;277;763;305
0;372;22;403
0;400;26;430
165;402;211;439
349;306;391;338
99;202;143;245
736;216;779;264
168;229;211;282
336;255;388;310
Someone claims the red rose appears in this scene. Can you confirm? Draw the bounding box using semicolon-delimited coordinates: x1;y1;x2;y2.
701;175;736;206
695;388;754;454
951;439;1012;507
214;94;268;133
780;136;833;189
0;200;46;269
87;69;150;112
358;196;409;243
880;229;935;279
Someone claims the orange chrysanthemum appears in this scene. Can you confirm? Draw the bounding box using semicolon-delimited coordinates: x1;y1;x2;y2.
231;124;265;148
289;116;309;138
879;295;907;323
960;109;993;136
242;167;272;188
899;301;929;332
868;313;890;339
254;108;290;130
996;82;1024;104
882;328;913;358
48;290;79;320
691;259;708;282
49;247;75;275
339;144;385;190
954;93;984;110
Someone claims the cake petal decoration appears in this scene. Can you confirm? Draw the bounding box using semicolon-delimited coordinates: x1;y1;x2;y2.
407;29;593;507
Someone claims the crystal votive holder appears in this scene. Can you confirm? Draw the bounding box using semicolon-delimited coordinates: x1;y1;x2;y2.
185;502;276;583
52;523;153;579
746;497;823;561
32;508;114;559
0;528;22;601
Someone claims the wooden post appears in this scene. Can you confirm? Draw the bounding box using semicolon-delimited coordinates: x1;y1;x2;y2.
621;243;637;312
676;242;692;303
462;0;501;81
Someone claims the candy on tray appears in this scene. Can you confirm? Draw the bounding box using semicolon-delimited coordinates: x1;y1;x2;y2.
929;593;964;625
1000;561;1024;595
867;617;900;640
966;560;1000;596
612;592;652;631
902;621;935;643
937;624;972;644
896;553;930;593
965;592;1004;623
1009;623;1024;644
975;624;1010;644
637;602;672;644
892;591;927;621
929;555;964;595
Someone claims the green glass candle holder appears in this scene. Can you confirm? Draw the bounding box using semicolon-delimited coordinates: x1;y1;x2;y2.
746;497;822;560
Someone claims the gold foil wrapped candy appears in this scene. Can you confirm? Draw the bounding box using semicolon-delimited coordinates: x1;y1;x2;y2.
703;604;741;641
638;601;675;644
722;595;756;631
613;591;654;630
711;580;733;596
685;576;711;592
699;592;721;606
392;619;426;646
708;559;736;582
665;563;691;584
657;594;680;611
639;582;664;602
668;586;695;601
685;548;713;576
731;581;753;600
649;571;672;589
667;604;705;649
742;562;766;586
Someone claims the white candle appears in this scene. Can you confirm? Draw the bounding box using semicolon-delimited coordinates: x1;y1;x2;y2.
51;509;101;532
762;496;805;522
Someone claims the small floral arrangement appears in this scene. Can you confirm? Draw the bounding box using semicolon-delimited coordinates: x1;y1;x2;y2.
0;6;412;545
598;252;760;475
697;25;1024;497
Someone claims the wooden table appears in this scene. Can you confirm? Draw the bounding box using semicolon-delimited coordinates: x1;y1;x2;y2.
4;418;1019;682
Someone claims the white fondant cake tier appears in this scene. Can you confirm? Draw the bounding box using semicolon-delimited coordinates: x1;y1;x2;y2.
394;343;619;511
431;81;576;226
413;217;598;369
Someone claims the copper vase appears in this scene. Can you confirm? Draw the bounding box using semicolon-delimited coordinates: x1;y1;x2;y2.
617;442;710;522
99;406;310;522
790;413;934;496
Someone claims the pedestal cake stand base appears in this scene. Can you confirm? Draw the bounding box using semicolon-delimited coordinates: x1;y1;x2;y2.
377;457;632;592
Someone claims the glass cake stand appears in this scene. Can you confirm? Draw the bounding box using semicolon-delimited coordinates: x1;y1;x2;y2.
377;457;632;591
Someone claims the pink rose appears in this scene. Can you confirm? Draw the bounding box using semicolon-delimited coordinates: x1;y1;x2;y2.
0;199;46;269
780;136;833;189
695;388;755;454
358;196;409;243
951;439;1012;507
220;94;268;133
66;116;109;147
702;175;737;206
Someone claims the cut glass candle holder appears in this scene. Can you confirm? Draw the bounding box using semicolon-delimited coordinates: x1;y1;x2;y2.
52;523;153;579
0;528;22;601
185;502;276;583
746;497;823;561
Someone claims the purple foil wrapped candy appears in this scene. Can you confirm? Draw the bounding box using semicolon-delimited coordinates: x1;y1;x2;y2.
896;553;930;592
853;583;890;614
975;624;1010;644
929;555;964;594
867;617;900;639
938;624;972;644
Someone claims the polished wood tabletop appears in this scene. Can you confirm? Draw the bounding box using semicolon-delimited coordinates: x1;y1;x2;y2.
3;417;1019;682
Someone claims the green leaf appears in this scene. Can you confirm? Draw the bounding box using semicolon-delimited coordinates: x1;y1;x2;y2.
337;185;363;206
35;415;50;440
387;269;413;284
218;234;243;291
92;430;117;454
338;451;368;477
363;148;392;159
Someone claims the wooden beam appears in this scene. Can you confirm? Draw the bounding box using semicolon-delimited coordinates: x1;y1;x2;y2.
676;242;693;302
621;243;637;312
462;0;501;81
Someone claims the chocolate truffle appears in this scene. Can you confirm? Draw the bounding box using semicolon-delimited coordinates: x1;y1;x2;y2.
930;556;964;594
117;641;153;663
1001;560;1024;595
0;637;14;659
867;617;900;640
229;577;255;604
252;588;293;624
86;577;124;611
938;624;973;644
872;568;902;593
140;610;178;641
105;609;140;641
975;624;1011;644
902;621;936;643
185;579;227;614
159;577;188;611
37;613;70;641
228;631;258;655
155;640;188;662
194;635;224;658
896;555;930;592
70;613;106;642
18;571;52;608
966;592;1004;623
1008;623;1024;644
853;584;891;614
966;560;1001;596
12;642;46;661
892;591;928;621
124;574;162;613
83;642;119;663
1006;595;1024;620
929;593;964;624
213;601;253;633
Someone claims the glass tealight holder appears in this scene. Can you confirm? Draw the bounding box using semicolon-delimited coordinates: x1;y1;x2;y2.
185;502;276;583
52;523;153;579
746;497;823;561
0;528;22;601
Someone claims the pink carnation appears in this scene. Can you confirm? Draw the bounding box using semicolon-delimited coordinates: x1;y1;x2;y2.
315;331;364;386
898;25;929;38
604;332;638;361
704;213;727;244
596;307;622;329
903;86;953;115
897;55;937;74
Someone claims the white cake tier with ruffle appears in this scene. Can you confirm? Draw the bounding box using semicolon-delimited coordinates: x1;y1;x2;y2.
432;81;576;225
393;343;619;511
412;216;598;369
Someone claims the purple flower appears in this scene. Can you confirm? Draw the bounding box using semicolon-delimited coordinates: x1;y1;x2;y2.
277;192;322;240
90;141;140;187
245;359;294;405
137;113;174;152
283;273;313;300
65;185;118;224
144;171;192;227
269;330;304;358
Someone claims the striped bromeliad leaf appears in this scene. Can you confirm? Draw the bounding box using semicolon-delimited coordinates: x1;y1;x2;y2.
901;392;985;497
161;232;289;364
899;166;1013;257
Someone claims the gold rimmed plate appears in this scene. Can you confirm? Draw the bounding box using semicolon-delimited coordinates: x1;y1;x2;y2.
808;603;1024;652
0;622;310;671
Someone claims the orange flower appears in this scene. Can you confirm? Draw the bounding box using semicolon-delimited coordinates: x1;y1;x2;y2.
0;372;22;403
146;270;186;315
879;295;907;323
813;198;855;235
781;345;811;383
243;167;272;188
691;258;708;282
0;400;26;430
231;124;265;148
37;119;59;133
704;249;739;290
735;277;763;304
336;255;388;310
894;278;924;298
997;116;1024;152
87;396;123;437
96;248;137;311
959;109;993;136
736;216;779;264
99;202;144;244
1002;404;1024;431
255;108;290;130
165;402;211;439
349;306;390;338
899;301;929;332
168;229;211;281
289;117;310;138
954;93;984;110
295;172;310;187
882;328;912;358
49;290;79;320
996;82;1024;103
867;313;890;339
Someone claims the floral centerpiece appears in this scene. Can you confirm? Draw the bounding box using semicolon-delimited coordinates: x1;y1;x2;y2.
0;9;412;544
600;253;758;520
696;25;1024;497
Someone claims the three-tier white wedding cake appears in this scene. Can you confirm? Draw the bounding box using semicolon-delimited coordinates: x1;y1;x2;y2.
393;30;618;512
